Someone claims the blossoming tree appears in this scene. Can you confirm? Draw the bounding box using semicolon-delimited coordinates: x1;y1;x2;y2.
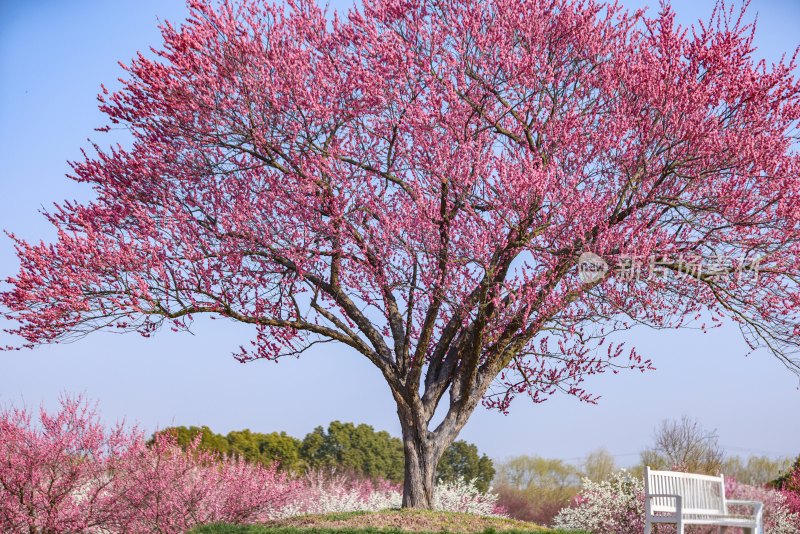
3;0;800;507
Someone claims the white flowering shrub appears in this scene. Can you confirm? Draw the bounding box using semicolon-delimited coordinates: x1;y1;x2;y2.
275;472;503;518
433;478;504;516
307;484;403;514
274;471;402;517
553;470;644;534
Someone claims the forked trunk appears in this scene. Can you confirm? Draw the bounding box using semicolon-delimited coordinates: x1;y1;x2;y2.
396;398;465;509
393;364;487;507
400;425;439;508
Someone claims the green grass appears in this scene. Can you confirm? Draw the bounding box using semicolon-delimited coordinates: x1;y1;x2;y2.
189;527;585;534
188;510;587;534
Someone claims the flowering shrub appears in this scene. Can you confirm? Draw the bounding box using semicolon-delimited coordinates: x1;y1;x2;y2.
0;396;504;533
276;470;402;516
778;461;800;517
0;397;301;534
553;470;644;534
724;478;800;534
0;396;136;533
109;434;299;533
276;472;503;517
553;470;800;534
433;478;504;516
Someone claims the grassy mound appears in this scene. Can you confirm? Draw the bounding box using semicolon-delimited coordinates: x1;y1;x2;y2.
189;509;584;534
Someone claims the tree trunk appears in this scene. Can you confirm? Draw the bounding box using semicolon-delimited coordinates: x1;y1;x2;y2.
400;422;439;508
396;398;464;509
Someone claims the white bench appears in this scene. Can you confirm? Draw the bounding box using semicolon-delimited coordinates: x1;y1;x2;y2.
645;466;764;534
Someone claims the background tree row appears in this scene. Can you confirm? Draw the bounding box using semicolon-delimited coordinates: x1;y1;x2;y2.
153;421;495;492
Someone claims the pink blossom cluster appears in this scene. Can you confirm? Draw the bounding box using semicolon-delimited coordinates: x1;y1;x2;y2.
106;433;301;532
0;395;135;532
780;462;800;517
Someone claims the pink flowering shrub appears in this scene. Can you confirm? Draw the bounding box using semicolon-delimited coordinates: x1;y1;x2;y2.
786;493;800;519
0;396;505;533
725;478;800;534
554;471;800;534
109;434;299;533
0;395;135;533
0;397;298;533
779;462;800;517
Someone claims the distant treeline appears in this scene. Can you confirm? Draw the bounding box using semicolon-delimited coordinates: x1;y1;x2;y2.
152;421;495;491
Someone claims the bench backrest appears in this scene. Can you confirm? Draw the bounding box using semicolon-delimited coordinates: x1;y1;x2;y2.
645;466;726;516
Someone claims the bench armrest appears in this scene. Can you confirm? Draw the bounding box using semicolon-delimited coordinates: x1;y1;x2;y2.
726;500;764;519
645;494;682;514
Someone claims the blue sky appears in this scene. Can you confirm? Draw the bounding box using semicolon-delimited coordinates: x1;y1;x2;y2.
1;0;799;466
